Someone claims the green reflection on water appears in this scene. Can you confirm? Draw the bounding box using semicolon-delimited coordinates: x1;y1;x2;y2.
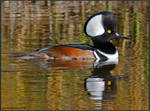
2;1;149;110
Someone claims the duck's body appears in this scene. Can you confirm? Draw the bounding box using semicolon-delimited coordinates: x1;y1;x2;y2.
29;44;95;60
11;11;129;64
13;42;117;62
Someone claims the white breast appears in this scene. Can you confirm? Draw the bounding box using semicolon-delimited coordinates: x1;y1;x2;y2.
93;49;118;65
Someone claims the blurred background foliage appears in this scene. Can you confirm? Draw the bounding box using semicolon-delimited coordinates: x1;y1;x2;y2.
1;1;149;110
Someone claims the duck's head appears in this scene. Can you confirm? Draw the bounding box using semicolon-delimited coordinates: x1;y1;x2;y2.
84;11;130;43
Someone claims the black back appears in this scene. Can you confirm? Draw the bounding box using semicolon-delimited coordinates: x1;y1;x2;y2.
36;44;95;53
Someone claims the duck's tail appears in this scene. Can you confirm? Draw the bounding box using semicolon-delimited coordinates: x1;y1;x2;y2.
9;46;55;60
9;53;37;60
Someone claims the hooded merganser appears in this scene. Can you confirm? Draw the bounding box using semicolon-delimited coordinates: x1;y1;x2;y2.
11;11;130;63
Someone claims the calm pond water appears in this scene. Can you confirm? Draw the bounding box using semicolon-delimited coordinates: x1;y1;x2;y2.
2;1;149;110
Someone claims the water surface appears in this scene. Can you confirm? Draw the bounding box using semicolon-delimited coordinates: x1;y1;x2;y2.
2;1;149;110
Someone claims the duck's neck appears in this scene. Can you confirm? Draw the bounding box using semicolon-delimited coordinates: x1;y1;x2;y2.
92;39;116;54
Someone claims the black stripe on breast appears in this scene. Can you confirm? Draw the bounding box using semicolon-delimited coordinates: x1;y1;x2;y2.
94;49;108;62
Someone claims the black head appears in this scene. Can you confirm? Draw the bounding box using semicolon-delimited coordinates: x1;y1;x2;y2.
84;11;130;43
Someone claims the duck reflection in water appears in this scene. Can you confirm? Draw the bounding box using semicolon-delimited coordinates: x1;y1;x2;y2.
85;62;117;101
84;59;129;110
84;62;117;110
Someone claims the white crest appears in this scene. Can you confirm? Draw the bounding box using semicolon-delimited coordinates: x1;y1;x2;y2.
86;15;105;37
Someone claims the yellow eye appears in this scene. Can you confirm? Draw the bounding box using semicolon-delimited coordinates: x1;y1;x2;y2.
107;81;111;85
107;29;111;34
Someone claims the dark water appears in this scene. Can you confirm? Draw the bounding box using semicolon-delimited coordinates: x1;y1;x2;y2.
2;1;149;110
